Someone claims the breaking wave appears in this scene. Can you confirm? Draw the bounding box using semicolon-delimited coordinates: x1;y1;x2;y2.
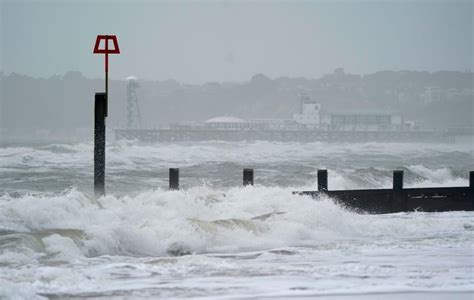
1;186;471;262
1;140;473;298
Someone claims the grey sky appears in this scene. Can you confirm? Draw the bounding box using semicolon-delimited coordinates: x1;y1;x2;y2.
1;0;473;83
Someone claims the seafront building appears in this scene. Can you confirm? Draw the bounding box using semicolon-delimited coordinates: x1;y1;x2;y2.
114;95;457;143
202;97;407;132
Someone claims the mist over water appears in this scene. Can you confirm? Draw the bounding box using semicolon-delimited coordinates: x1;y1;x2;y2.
0;140;473;299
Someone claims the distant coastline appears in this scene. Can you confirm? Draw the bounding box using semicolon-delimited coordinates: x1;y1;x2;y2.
1;69;473;132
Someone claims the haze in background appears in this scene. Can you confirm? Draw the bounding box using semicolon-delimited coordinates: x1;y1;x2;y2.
0;0;473;140
1;0;472;82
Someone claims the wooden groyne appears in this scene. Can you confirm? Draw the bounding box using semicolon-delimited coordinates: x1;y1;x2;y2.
295;169;473;214
165;168;473;214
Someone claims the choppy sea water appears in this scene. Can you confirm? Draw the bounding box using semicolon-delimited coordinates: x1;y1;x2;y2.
0;140;473;299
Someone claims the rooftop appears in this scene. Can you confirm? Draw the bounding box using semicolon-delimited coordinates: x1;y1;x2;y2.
205;116;247;123
328;109;400;115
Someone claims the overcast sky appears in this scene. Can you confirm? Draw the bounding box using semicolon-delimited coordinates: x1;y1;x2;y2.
1;0;473;83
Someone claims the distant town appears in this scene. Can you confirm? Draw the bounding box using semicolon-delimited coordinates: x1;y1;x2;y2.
1;69;473;142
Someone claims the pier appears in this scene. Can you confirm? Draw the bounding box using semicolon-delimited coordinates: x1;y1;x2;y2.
115;128;455;143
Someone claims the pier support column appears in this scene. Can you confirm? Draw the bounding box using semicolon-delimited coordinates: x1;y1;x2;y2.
243;168;254;186
94;93;107;197
169;168;179;190
318;169;328;192
392;170;406;212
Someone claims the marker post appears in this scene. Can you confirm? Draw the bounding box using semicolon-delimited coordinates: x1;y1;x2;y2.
93;35;120;196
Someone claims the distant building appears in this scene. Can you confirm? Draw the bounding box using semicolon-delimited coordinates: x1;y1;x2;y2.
421;86;442;104
420;86;474;104
205;116;248;129
322;110;403;131
293;94;321;129
204;116;298;130
249;118;298;130
445;87;474;99
202;94;405;132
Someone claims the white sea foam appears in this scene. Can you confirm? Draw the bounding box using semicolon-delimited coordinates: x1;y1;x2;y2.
406;165;467;187
1;140;472;171
1;186;473;298
0;187;471;260
0;141;473;298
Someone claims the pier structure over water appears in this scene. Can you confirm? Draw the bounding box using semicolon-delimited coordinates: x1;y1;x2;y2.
114;93;467;143
115;128;455;143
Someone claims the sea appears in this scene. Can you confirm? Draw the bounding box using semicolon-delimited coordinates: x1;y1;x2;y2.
0;138;473;299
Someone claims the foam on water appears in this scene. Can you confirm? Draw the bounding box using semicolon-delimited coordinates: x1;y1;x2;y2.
0;190;472;298
1;186;473;298
0;186;472;258
0;140;473;298
1;140;472;196
1;140;472;170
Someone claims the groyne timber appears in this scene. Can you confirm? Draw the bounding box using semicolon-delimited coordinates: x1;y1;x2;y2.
295;169;474;214
165;168;473;214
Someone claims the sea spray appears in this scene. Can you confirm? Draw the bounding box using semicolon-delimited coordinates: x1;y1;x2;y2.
1;140;473;298
1;186;472;259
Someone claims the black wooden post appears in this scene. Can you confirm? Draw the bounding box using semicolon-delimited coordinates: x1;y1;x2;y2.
243;168;254;186
318;169;328;192
393;170;404;190
469;171;473;208
392;170;405;212
94;92;107;197
169;168;179;190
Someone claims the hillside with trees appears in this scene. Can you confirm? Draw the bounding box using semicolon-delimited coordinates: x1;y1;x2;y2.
1;69;472;132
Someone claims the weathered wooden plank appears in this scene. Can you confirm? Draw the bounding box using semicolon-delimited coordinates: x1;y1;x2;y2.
169;168;179;190
296;186;472;214
404;187;470;212
243;169;254;186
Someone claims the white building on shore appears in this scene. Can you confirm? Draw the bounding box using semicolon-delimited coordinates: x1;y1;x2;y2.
202;96;407;131
293;97;321;129
322;110;403;131
204;116;248;129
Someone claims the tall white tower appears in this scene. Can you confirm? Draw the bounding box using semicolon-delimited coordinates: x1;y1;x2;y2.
126;76;142;129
